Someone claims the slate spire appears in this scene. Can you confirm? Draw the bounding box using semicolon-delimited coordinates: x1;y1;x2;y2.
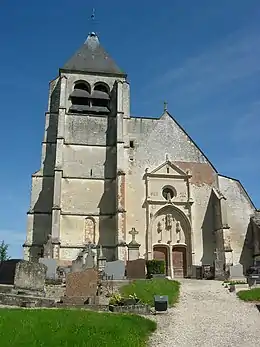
61;32;125;76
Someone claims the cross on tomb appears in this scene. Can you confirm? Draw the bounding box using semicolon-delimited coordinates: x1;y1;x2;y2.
129;227;138;243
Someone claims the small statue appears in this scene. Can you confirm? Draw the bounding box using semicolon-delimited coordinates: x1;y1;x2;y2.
157;222;162;242
176;221;182;243
166;192;172;202
165;214;172;229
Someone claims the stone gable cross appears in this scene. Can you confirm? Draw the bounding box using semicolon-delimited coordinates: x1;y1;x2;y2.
129;227;138;243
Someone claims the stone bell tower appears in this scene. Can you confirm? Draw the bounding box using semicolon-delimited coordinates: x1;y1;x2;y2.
24;31;130;262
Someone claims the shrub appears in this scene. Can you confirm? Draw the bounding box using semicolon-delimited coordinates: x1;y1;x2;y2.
146;260;165;276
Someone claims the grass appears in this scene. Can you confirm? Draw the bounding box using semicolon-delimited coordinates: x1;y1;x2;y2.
120;279;180;307
0;309;156;347
237;288;260;302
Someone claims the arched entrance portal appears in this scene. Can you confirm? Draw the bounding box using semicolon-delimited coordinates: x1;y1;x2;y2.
172;245;187;278
153;245;169;276
149;204;192;278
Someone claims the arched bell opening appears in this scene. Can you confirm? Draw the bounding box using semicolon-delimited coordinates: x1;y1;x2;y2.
91;82;110;113
69;81;91;113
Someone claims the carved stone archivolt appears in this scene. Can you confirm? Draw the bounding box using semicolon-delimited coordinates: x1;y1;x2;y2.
152;207;186;245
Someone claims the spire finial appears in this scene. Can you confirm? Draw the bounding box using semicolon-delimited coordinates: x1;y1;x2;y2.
164;101;168;112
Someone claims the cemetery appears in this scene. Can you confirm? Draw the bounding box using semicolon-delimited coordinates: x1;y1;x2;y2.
0;235;178;346
0;227;259;346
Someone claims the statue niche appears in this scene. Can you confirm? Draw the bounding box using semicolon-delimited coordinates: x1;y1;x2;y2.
152;208;186;246
84;217;95;244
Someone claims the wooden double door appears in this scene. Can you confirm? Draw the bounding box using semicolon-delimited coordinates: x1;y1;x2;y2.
153;245;187;278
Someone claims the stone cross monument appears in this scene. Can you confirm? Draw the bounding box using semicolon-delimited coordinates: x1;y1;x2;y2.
127;228;140;261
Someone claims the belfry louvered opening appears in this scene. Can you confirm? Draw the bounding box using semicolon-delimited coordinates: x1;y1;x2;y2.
91;83;110;114
69;81;91;113
69;81;111;114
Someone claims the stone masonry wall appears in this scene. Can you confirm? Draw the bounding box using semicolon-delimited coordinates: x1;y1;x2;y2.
124;112;219;265
218;175;255;267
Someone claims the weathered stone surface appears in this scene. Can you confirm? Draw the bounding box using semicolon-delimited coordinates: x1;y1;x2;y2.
43;235;53;258
65;268;98;298
0;293;55;308
71;258;83;273
61;295;98;305
104;260;125;280
14;261;47;292
126;259;146;279
39;258;58;280
230;264;245;280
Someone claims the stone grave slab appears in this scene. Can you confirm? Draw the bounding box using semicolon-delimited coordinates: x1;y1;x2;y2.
230;264;245;280
0;259;22;285
126;259;146;279
65;268;98;298
39;258;58;280
104;260;125;280
14;261;47;294
84;251;95;269
71;258;83;273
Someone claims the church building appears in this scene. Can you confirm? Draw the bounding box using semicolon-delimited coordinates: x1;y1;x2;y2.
23;31;260;278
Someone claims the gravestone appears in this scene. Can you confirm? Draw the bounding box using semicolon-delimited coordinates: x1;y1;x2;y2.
71;257;84;273
230;263;245;280
104;260;125;280
127;228;141;261
0;259;22;285
14;260;47;295
126;259;146;279
63;268;98;304
84;250;95;269
39;258;58;280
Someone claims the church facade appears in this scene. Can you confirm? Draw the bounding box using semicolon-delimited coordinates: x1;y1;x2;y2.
23;32;260;278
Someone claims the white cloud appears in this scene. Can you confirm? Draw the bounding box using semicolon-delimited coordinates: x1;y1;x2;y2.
149;25;260;104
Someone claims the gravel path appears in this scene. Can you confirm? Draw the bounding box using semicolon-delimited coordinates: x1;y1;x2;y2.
149;279;260;347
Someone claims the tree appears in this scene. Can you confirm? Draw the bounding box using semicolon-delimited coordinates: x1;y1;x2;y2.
0;240;10;262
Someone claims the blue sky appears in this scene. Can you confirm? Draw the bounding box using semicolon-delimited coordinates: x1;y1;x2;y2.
0;1;259;258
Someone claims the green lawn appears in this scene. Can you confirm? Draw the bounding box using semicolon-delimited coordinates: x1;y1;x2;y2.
237;288;260;302
0;309;156;347
120;279;180;307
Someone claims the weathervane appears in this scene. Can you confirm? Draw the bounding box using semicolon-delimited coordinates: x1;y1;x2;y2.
164;100;168;112
91;8;95;21
90;8;97;34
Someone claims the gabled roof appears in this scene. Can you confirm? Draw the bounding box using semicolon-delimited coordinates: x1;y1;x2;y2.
149;157;191;177
61;32;126;76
